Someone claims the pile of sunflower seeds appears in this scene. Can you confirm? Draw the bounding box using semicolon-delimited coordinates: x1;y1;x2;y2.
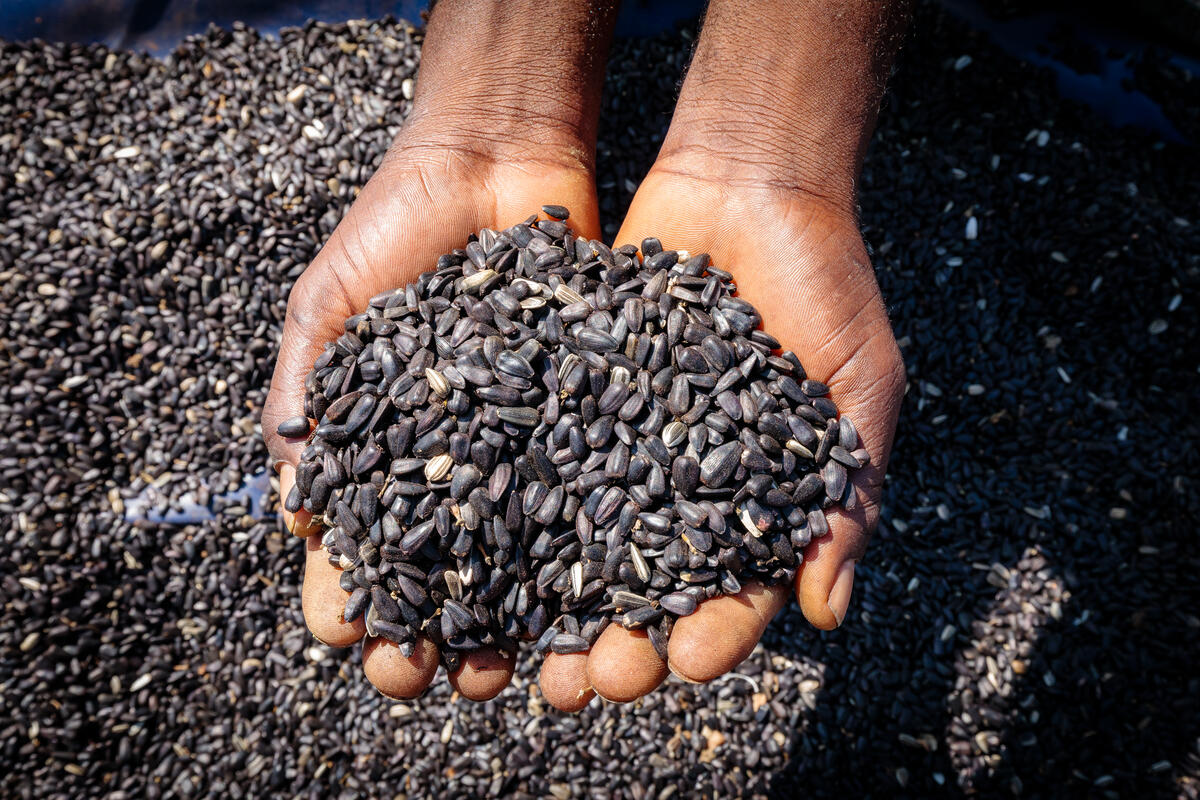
2;7;1197;799
283;206;864;666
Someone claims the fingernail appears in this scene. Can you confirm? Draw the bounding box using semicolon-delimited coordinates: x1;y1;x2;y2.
827;560;856;628
278;464;295;529
273;459;289;475
667;662;703;685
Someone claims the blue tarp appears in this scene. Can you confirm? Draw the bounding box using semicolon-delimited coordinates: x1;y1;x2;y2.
0;0;703;49
2;1;1193;142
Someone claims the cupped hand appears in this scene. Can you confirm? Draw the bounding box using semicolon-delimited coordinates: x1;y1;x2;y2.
262;121;601;703
537;154;907;710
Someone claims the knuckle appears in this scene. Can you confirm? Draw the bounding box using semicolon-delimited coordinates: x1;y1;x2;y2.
872;334;908;409
288;268;324;317
287;260;353;335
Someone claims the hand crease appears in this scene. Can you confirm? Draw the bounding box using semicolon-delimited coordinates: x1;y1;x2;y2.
826;323;896;390
648;153;852;218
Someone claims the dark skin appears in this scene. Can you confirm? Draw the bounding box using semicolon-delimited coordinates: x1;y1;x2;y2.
263;0;909;709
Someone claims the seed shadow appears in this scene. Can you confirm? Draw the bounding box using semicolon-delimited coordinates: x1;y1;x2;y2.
956;545;1199;794
754;538;1200;795
754;553;981;795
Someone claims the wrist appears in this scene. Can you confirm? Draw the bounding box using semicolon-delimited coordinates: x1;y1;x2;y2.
655;0;910;216
401;0;617;171
401;86;595;174
655;94;863;216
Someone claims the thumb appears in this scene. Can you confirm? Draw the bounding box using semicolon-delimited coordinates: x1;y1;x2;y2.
262;177;444;536
263;167;471;471
262;224;366;536
262;230;360;474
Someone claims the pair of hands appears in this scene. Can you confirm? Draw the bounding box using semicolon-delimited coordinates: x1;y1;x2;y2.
262;0;907;711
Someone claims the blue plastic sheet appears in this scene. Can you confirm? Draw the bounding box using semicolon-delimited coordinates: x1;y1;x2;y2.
3;1;1191;142
0;0;705;49
944;0;1194;141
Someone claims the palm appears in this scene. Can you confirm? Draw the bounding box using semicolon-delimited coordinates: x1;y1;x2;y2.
536;166;905;709
279;147;600;387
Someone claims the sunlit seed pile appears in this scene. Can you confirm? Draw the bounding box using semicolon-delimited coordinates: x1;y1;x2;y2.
284;206;864;668
1;7;1197;798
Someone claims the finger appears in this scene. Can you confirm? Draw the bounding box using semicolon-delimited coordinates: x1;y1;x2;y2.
796;490;874;630
279;464;321;538
538;653;595;712
301;535;367;647
667;582;789;684
448;647;516;701
362;635;440;699
586;626;668;702
794;326;905;630
796;528;859;630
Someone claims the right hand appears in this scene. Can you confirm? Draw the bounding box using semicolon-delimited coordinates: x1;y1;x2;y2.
262;118;602;701
536;154;905;709
263;0;618;705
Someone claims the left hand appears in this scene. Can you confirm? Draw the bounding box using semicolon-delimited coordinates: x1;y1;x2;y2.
536;152;906;708
536;0;911;711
